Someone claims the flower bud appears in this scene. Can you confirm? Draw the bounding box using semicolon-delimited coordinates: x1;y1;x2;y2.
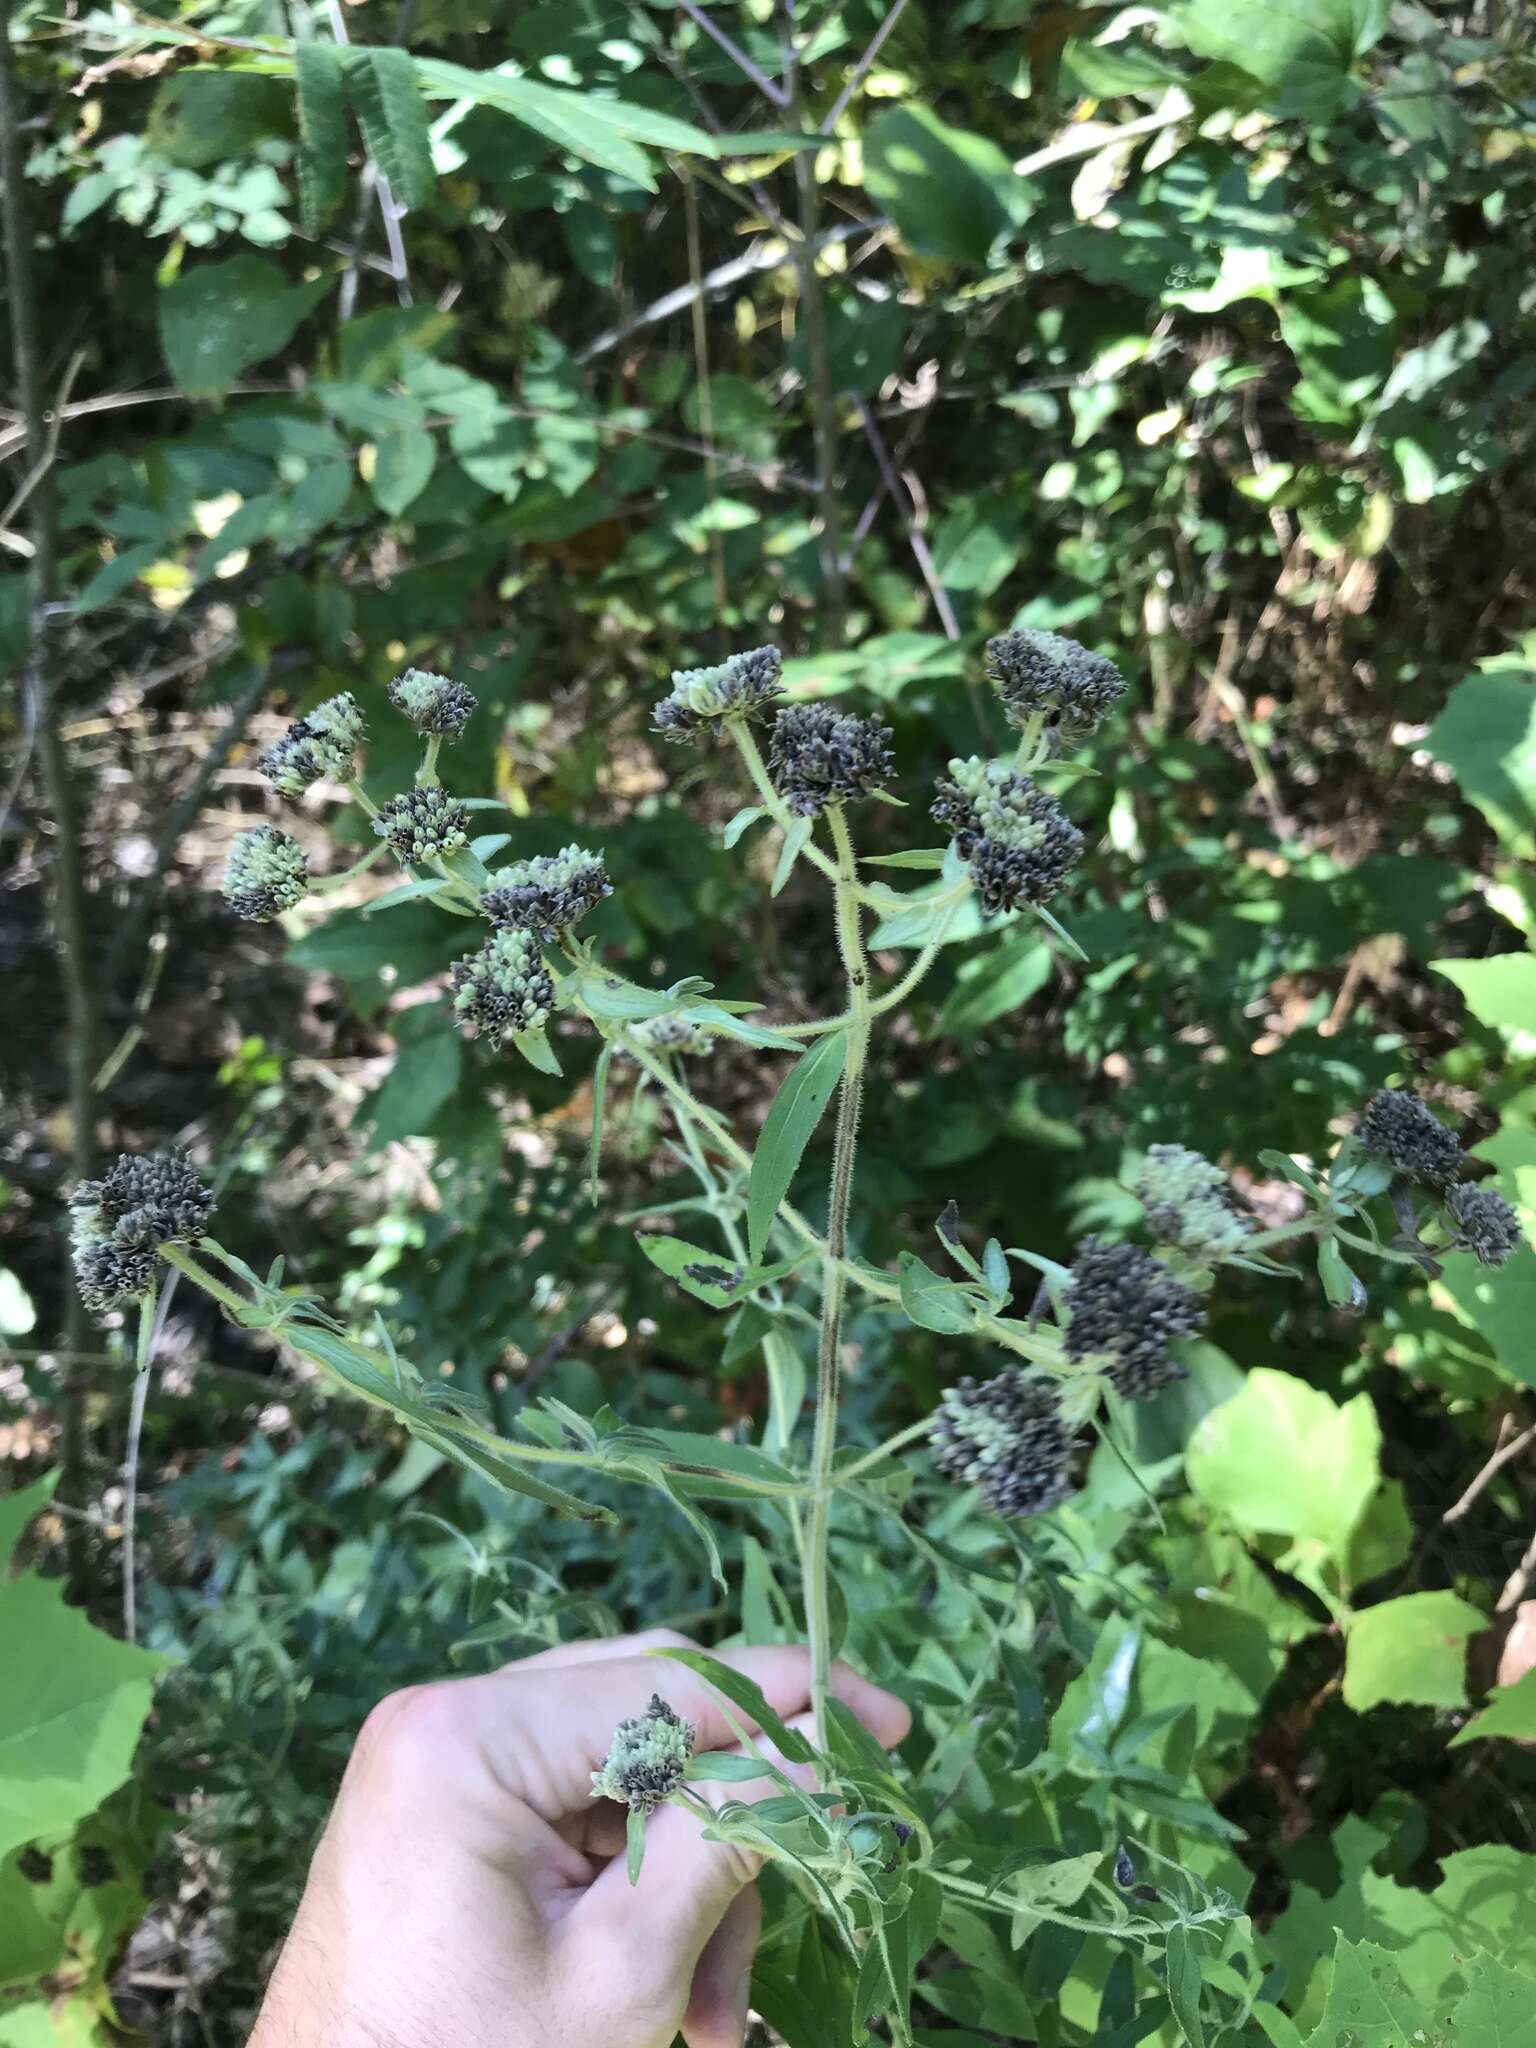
388;668;477;739
1063;1237;1204;1397
930;1366;1075;1517
590;1694;695;1814
258;693;365;796
449;929;555;1041
1444;1182;1521;1268
1132;1144;1249;1258
653;644;783;742
373;786;471;865
984;628;1125;746
1356;1089;1463;1190
634;1014;713;1058
482;846;611;942
932;758;1083;914
766;705;894;816
222;824;309;922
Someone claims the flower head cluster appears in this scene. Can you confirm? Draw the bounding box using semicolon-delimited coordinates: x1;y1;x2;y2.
388;668;477;740
1356;1089;1463;1190
450;929;555;1042
374;786;471;866
1444;1183;1522;1268
70;1152;214;1318
634;1013;713;1058
766;705;894;816
653;645;782;742
258;693;366;797
482;847;611;943
590;1694;695;1815
930;1366;1074;1518
985;628;1125;747
1132;1144;1249;1259
1063;1237;1204;1397
222;825;309;923
932;758;1084;915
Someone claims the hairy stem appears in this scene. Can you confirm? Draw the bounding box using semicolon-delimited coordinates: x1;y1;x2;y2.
805;806;871;1746
730;722;841;880
122;1281;160;1643
774;895;962;1037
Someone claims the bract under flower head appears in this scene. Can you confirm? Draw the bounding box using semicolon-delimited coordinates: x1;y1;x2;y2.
653;644;783;742
931;757;1083;914
223;824;309;922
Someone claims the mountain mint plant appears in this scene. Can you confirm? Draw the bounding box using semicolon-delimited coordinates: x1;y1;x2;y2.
84;632;1526;2042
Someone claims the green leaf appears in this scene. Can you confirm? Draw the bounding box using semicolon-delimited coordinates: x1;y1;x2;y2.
1317;1235;1361;1309
0;1471;57;1569
771;815;812;897
1171;0;1388;115
935;934;1052;1038
1342;1592;1484;1712
862;105;1017;266
747;1031;847;1262
1305;1934;1439;2045
1165;1923;1206;2048
0;1571;163;1863
364;1029;461;1146
512;1025;562;1076
650;1647;818;1764
626;1806;646;1884
1186;1368;1381;1570
589;1041;612;1205
897;1251;977;1335
414;60;667;187
294;40;348;233
686;1751;777;1782
159;256;332;400
343;47;436;212
1432;954;1536;1044
1453;1951;1536;2045
1427;667;1536;863
1450;1667;1536;1747
371;427;436;516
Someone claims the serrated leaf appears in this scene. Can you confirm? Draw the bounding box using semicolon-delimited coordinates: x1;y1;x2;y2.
747;1031;847;1261
1342;1591;1483;1712
344;47;436;211
159;256;331;399
294;40;348;233
1450;1666;1536;1748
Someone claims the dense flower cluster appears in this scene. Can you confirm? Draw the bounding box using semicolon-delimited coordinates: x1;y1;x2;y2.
482;846;612;942
1063;1237;1205;1396
222;825;309;922
984;628;1125;746
1132;1144;1249;1259
1444;1183;1522;1268
449;929;555;1041
766;705;894;816
387;668;478;739
70;1153;214;1317
930;1366;1074;1517
258;693;365;797
1356;1089;1463;1190
634;1014;714;1057
653;644;782;741
373;786;471;865
590;1694;694;1815
932;758;1084;914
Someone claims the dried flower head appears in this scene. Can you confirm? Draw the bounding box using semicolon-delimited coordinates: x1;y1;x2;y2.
766;705;894;816
258;693;365;797
1444;1183;1522;1268
222;824;309;922
69;1152;215;1320
653;644;783;742
590;1694;695;1815
634;1013;714;1058
1356;1089;1463;1190
73;1240;160;1316
930;1366;1074;1517
449;929;555;1041
984;628;1125;746
482;846;612;942
374;786;471;866
1132;1144;1249;1259
388;668;477;739
932;758;1084;914
1063;1237;1204;1397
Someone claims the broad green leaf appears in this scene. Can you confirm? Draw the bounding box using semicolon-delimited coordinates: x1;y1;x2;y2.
747;1031;847;1262
862;105;1017;266
364;1029;461;1147
343;47;436;211
512;1025;562;1076
371;427;436;515
1432;954;1536;1045
1435;1245;1536;1391
626;1807;646;1884
936;934;1052;1037
158;256;331;399
1305;1934;1441;2046
1450;1666;1536;1747
1186;1369;1381;1569
650;1647;818;1764
0;1573;162;1864
416;60;659;186
1453;1951;1536;2045
897;1251;977;1335
294;40;348;233
1166;1923;1206;2048
1427;668;1536;863
0;1470;57;1569
1341;1592;1483;1712
1172;0;1388;115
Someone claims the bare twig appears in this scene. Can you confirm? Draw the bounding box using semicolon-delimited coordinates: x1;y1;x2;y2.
94;925;169;1092
675;0;789;105
1498;1527;1536;1614
325;0;413;318
821;0;909;132
856;400;959;639
1446;1418;1536;1525
0;346;84;546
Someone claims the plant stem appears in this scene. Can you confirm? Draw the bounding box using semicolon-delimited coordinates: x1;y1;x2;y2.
774;896;962;1036
417;735;442;785
730;723;841;880
122;1281;159;1643
805;806;870;1747
833;1416;933;1486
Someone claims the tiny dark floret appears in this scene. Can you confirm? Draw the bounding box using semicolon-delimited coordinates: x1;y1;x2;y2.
930;1366;1075;1517
591;1694;695;1815
482;846;612;942
1063;1237;1204;1397
984;628;1125;746
931;758;1083;914
1444;1182;1522;1268
450;929;555;1041
1356;1089;1463;1190
374;786;471;866
388;668;478;739
653;644;783;742
222;824;309;922
766;705;894;816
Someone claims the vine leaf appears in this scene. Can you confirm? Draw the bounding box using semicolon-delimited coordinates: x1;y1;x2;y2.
343;47;436;212
294;40;348;233
747;1030;848;1261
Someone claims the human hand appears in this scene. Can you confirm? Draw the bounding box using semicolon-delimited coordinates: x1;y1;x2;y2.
248;1629;911;2048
